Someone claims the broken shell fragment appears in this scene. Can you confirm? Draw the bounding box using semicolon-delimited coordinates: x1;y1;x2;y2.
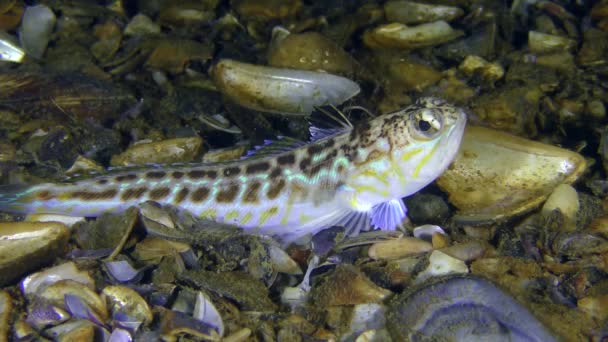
102;285;153;327
193;291;224;337
387;275;557;341
312;265;392;306
437;126;586;224
38;280;108;323
0;30;24;62
384;1;464;25
363;21;464;49
0;221;70;286
211;59;360;115
21;261;95;297
415;250;468;283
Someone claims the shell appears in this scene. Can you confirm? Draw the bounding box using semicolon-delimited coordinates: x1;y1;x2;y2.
437;126;586;224
110;136;203;166
0;222;70;286
211;59;360;115
384;1;464;25
387;275;557;341
19;4;55;58
0;31;23;62
363;21;464;49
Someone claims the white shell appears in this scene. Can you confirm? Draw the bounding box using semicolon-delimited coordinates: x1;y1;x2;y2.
412;224;446;240
364;21;463;49
21;262;94;298
193;291;224;337
0;31;24;63
19;5;56;59
416;250;468;283
211;59;360;115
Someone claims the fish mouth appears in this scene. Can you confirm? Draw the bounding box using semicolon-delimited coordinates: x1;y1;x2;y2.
444;109;467;143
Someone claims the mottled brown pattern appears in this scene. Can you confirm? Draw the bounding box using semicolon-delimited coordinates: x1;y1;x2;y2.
270;168;282;178
73;189;118;200
116;174;137;182
36;190;54;200
267;179;286;199
121;187;147;201
149;187;170;200
307;144;324;156
191;187;210;202
188;170;206;178
290;182;308;200
146;171;166;179
172;171;185;179
350;121;370;140
206;170;218;179
309;164;324;177
246;162;270;174
322;138;336;149
299;157;311;170
216;184;240;203
243;181;261;203
223;167;240;177
277;153;295;166
174;188;189;204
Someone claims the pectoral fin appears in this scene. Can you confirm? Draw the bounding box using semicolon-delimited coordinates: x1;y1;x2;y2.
370;199;407;230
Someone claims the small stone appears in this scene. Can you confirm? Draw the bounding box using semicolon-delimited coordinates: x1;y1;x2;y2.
542;183;579;232
110;136;203;166
312;265;392;306
578;295;608;321
416;250;468;283
368;237;433;260
233;0;301;20
125;14;161;36
587;100;606;120
403;193;450;225
431;233;448;249
441;241;489;262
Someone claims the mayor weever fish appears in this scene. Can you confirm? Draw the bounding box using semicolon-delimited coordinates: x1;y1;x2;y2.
0;97;467;242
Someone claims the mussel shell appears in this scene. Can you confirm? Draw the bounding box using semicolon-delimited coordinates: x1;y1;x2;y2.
387;275;557;341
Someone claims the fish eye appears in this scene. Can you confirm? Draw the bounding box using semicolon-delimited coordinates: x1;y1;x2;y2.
411;109;443;139
418;119;432;132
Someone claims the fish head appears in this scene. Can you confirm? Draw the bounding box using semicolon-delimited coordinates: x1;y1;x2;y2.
388;97;467;197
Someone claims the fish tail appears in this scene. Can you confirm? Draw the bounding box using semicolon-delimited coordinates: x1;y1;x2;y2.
0;183;35;213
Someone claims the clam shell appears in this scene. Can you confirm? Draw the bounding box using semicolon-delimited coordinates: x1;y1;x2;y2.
387;275;557;341
437;126;586;224
0;222;70;286
363;21;464;49
211;59;360;115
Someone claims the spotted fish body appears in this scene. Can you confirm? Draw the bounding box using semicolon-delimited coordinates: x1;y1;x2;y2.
0;98;467;242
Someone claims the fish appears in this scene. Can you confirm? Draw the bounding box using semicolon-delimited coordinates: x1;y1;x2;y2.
0;97;467;242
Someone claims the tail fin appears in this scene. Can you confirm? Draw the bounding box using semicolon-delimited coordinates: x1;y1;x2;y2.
0;183;33;213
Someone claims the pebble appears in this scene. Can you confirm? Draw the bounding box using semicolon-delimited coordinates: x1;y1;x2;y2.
110;136;203;166
368;237;433;260
416;250;468;283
